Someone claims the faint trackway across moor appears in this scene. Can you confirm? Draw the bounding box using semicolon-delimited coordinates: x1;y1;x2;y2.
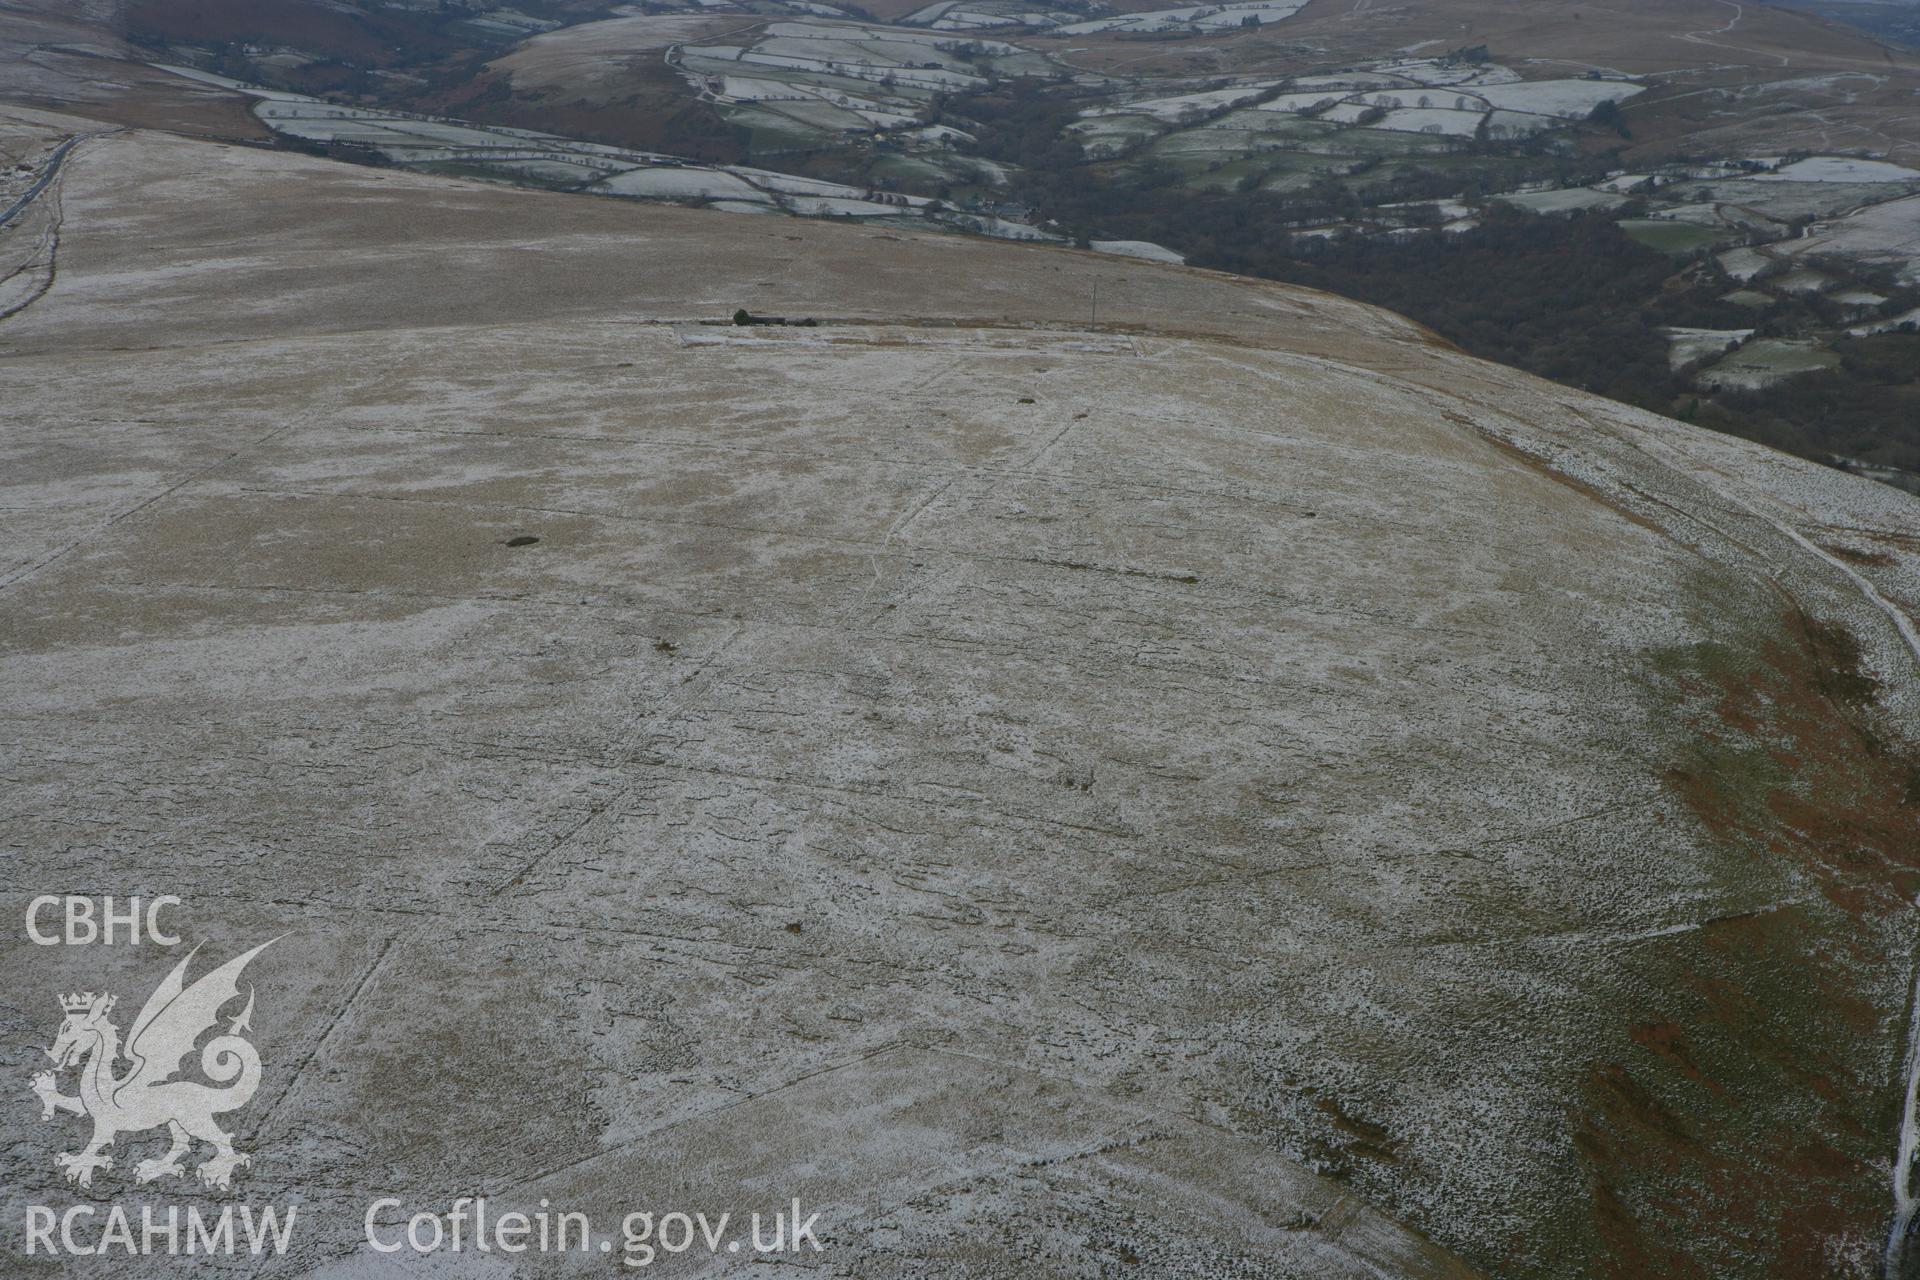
0;130;116;325
0;131;91;229
1677;0;1792;67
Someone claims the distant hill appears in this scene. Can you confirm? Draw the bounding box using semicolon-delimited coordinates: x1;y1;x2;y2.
17;0;1917;488
1771;0;1920;47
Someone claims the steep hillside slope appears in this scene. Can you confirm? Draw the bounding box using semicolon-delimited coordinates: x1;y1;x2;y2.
3;112;1919;1278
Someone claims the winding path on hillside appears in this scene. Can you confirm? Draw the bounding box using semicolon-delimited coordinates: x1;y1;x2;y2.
1678;0;1792;67
0;131;85;229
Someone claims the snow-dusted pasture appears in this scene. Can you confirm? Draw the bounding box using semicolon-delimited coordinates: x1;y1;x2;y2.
156;66;973;232
947;212;1060;239
785;194;906;216
1091;238;1185;262
1654;202;1734;227
1083;83;1281;122
735;168;869;198
1054;0;1307;34
1290;73;1410;90
1367;107;1484;136
148;63;324;102
1052;8;1196;32
1774;267;1834;295
1483;109;1559;138
1371;58;1520;88
485;158;613;184
681;15;1061;128
757;18;1036;68
1664;326;1753;370
592;167;769;201
253;105;531;153
1778;192;1920;283
1757;156;1920;183
1073;57;1610;170
1474;79;1644;118
901;0;957;20
1320;100;1382;125
1597;173;1657;193
1717;246;1776;282
1668;176;1917;224
1496;187;1628;215
1248;90;1350;114
910;123;975;144
716;73;818;101
1832;288;1889;309
1067;114;1164;154
734;47;987;90
1380;198;1474;221
683;59;927;138
1850;305;1920;335
910;1;1070;28
1698;336;1840;389
1187;4;1305;29
762;18;1018;49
